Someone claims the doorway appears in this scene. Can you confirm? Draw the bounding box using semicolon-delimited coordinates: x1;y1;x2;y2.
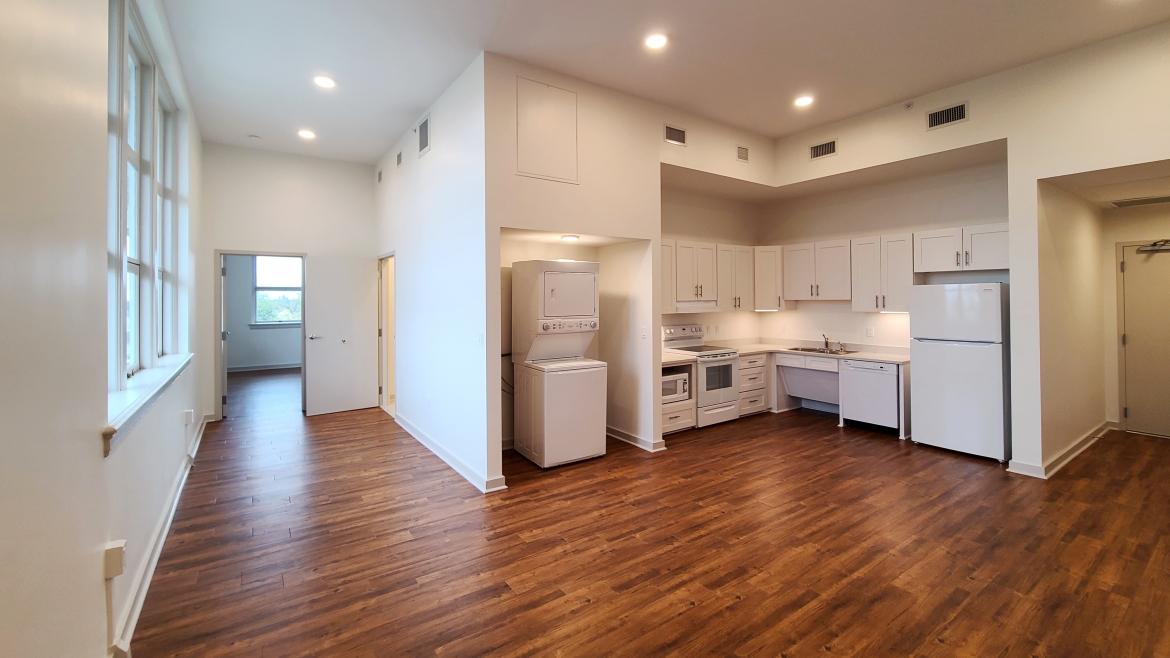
1120;241;1170;437
217;252;306;419
379;256;396;418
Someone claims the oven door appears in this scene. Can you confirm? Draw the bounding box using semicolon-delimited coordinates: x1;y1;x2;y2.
661;373;690;404
697;356;740;407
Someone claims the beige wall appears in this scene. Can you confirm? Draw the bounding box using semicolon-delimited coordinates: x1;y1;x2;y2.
662;188;762;244
1100;203;1170;424
1036;183;1106;465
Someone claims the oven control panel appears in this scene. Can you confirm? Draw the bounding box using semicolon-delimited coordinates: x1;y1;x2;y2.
537;318;599;333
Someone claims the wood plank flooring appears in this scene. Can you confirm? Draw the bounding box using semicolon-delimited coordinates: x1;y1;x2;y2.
132;370;1170;657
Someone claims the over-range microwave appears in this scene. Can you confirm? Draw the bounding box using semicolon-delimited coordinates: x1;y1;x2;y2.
661;372;690;404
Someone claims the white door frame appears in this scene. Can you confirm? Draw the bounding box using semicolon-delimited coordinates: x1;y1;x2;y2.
377;251;395;417
212;248;308;420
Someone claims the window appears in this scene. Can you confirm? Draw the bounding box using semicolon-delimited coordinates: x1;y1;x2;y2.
109;0;179;387
253;256;303;324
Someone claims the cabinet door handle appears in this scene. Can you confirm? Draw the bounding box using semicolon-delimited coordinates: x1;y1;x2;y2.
966;251;970;265
956;251;961;266
700;284;703;297
816;284;820;296
882;295;886;308
668;415;681;420
875;295;878;308
778;295;782;307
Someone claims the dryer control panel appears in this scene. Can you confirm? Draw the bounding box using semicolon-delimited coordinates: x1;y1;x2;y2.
537;318;599;333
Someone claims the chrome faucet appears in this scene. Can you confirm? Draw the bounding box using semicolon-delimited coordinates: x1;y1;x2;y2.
822;334;830;350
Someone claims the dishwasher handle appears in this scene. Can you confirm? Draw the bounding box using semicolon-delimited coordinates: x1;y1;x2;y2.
842;360;895;373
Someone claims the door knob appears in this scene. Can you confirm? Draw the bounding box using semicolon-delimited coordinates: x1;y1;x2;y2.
308;334;323;340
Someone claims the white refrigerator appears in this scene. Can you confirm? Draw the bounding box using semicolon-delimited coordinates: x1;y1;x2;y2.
909;283;1011;462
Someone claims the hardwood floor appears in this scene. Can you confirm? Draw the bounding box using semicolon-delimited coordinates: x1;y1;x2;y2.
133;373;1170;657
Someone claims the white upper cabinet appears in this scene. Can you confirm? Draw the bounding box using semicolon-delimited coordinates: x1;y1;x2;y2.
964;222;1009;270
814;240;852;300
782;241;851;301
914;227;964;272
716;244;735;311
753;246;786;311
880;233;914;312
782;243;816;301
716;244;755;311
675;240;717;303
661;239;676;314
851;236;882;312
915;223;1008;272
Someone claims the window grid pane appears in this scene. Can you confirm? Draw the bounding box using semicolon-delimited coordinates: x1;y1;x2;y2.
256;290;302;323
126;264;140;373
126;161;139;259
127;52;139;152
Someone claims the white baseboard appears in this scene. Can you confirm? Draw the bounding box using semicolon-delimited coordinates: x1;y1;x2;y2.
395;413;506;494
1043;421;1110;478
226;363;301;373
1007;460;1046;478
608;426;665;452
114;413;209;650
771;404;802;414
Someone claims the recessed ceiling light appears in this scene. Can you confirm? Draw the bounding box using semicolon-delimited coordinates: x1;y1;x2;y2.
795;95;814;107
645;34;667;49
561;235;580;242
298;129;316;139
313;76;335;89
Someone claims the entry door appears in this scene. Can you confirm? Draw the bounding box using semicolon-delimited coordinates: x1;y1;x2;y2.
1122;246;1170;437
305;256;379;416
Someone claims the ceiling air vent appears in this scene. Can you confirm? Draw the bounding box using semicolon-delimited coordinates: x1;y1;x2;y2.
737;146;749;163
664;125;686;146
927;102;968;130
810;140;837;160
1112;195;1170;209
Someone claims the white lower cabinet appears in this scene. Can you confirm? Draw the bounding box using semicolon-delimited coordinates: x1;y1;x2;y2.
739;389;768;416
662;399;695;434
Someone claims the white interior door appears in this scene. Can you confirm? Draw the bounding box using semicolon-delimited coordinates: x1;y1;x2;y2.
851;236;881;312
814;239;852;300
1123;246;1170;437
305;256;379;416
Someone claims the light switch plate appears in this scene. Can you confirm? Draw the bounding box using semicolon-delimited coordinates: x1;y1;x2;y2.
183;409;195;426
866;327;875;337
104;540;126;579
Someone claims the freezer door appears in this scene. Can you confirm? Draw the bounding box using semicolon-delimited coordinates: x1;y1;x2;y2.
910;339;1007;461
909;283;1003;342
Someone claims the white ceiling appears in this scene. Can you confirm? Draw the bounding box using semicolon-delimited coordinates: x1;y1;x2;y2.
162;1;1170;164
1045;159;1170;208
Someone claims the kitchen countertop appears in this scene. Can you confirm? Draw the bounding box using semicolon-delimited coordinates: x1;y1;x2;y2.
663;344;910;366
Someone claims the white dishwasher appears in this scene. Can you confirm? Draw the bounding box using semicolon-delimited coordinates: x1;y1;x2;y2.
840;360;899;429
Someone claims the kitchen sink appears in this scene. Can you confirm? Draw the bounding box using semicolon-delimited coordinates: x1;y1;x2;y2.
786;347;859;355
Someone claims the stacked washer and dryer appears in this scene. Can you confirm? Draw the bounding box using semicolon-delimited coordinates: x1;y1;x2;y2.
511;260;607;468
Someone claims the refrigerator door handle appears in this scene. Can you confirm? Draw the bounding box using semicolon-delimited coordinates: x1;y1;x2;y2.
913;338;999;346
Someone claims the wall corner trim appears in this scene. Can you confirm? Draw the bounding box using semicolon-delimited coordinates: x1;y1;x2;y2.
394;413;501;494
1006;460;1046;479
608;426;665;452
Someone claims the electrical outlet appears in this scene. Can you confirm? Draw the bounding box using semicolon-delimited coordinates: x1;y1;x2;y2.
183;409;195;426
641;325;648;339
866;327;875;337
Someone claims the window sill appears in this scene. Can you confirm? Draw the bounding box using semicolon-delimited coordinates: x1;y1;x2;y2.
248;322;301;329
104;353;193;457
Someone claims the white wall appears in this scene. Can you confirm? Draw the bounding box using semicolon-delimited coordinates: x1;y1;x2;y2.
1036;183;1106;465
224;254;302;370
0;0;204;654
1100;203;1170;423
598;241;658;449
198;142;376;416
373;55;492;490
661;188;762;244
769;22;1170;474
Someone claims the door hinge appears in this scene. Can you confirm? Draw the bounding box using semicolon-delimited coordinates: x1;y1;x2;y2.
379;386;383;395
222;394;227;405
1124;407;1128;418
378;329;382;337
222;330;229;340
221;266;227;276
1122;333;1127;345
1121;261;1126;272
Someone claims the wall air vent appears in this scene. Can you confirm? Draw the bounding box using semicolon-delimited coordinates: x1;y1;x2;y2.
927;102;968;130
810;140;837;160
396;152;402;166
737;146;749;163
664;125;687;146
418;115;430;157
1112;195;1170;209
